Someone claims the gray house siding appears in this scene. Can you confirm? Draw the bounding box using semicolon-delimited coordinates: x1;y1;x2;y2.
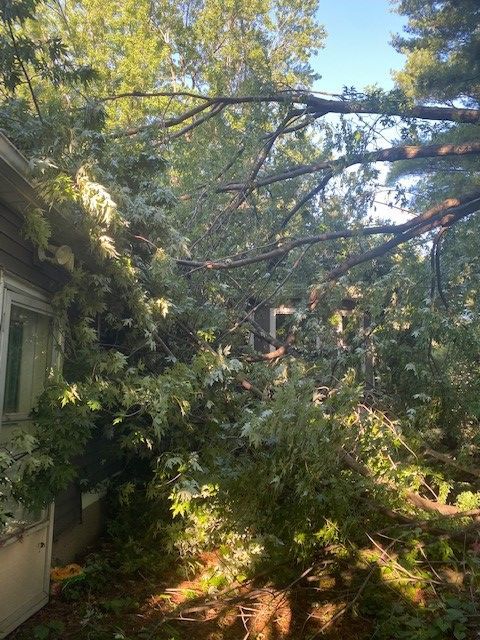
0;133;109;636
0;201;68;293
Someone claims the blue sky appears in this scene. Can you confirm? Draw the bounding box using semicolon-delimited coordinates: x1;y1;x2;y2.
309;2;412;223
312;0;407;93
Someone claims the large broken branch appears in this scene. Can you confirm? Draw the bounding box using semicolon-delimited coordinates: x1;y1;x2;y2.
108;90;480;139
309;190;480;307
218;141;480;194
340;449;480;517
176;190;480;271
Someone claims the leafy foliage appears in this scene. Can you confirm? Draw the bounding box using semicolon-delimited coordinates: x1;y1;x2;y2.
1;1;480;637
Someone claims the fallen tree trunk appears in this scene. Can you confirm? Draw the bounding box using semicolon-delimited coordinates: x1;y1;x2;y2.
340;449;480;518
423;447;480;479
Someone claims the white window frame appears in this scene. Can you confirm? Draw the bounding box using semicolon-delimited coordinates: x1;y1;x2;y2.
0;273;59;564
249;305;296;352
0;276;60;428
269;305;294;352
0;297;55;426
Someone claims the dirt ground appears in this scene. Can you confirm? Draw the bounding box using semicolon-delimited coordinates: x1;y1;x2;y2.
9;547;373;640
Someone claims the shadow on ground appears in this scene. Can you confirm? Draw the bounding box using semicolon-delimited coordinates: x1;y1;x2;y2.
9;547;377;640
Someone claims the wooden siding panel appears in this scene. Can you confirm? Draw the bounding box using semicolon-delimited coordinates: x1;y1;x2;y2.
53;482;82;538
0;201;68;293
53;436;119;538
253;305;271;353
0;202;27;229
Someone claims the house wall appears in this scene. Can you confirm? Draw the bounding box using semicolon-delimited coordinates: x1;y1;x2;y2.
0;135;113;636
0;193;108;545
52;432;121;563
0;186;112;554
52;495;106;565
0;202;68;294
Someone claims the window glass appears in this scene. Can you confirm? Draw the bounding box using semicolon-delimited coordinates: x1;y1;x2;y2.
3;305;52;416
0;301;53;534
275;312;292;341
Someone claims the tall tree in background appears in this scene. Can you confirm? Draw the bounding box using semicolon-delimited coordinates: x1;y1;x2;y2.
381;0;480;443
393;0;480;104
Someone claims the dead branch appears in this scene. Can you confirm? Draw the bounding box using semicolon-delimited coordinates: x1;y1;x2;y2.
218;142;480;194
109;91;480;141
424;447;480;479
308;561;380;638
176;190;480;272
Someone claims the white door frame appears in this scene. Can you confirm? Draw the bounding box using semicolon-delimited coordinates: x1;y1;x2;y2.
0;273;57;638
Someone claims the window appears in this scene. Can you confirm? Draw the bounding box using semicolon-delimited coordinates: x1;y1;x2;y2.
270;305;295;344
4;305;53;417
249;305;295;353
0;279;57;532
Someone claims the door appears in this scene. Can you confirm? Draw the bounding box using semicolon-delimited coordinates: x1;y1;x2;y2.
0;281;57;638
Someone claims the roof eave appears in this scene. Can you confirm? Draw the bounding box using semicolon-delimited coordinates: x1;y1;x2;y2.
0;133;95;268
